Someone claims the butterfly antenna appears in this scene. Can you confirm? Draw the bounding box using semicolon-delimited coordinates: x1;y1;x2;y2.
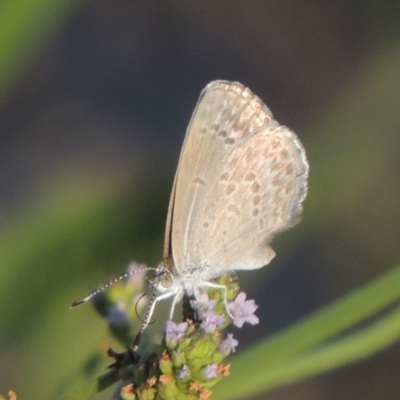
70;266;157;308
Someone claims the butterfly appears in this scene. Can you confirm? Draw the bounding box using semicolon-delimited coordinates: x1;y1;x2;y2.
72;80;308;346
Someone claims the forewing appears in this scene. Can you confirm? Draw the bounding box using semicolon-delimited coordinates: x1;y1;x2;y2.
165;81;272;267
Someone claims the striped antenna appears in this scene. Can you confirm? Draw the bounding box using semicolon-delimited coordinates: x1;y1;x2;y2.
70;266;157;308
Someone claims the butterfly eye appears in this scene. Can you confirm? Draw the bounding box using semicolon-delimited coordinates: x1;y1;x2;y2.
160;272;174;289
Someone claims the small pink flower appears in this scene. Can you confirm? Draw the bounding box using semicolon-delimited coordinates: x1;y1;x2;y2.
179;365;190;380
204;364;218;379
165;320;188;342
219;333;239;354
200;310;225;333
228;292;259;328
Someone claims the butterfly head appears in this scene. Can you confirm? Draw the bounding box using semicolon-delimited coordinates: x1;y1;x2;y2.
149;257;181;296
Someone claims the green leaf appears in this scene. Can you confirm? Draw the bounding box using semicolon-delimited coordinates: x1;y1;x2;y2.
214;263;400;399
256;304;400;392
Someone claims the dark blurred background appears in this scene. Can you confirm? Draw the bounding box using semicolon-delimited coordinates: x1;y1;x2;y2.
1;1;400;399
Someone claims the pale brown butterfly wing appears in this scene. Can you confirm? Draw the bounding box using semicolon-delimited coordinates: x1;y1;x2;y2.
163;80;308;273
188;126;308;271
163;80;259;260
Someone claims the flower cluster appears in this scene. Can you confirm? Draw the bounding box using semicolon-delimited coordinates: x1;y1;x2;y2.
112;274;259;400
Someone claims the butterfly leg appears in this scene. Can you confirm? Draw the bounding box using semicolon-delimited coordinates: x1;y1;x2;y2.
202;281;234;320
168;288;183;320
133;290;177;350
